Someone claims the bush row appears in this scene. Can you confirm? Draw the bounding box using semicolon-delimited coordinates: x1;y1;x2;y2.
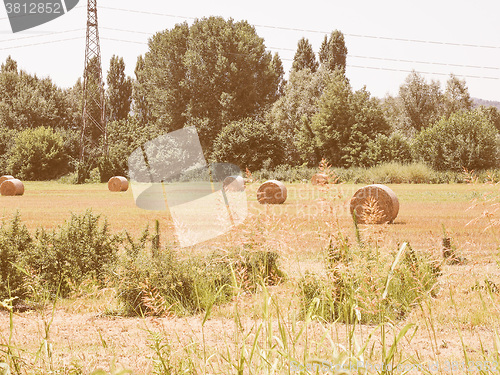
1;211;443;323
1;110;499;182
0;212;285;316
253;162;500;184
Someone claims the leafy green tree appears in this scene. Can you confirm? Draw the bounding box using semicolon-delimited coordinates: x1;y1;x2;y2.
359;132;413;167
267;67;335;165
106;55;133;122
65;78;84;130
0;57;73;131
8;126;70;180
271;52;286;98
412;110;498;171
292;38;318;72
103;117;162;177
476;105;500;133
309;71;390;167
343;88;391;166
142;17;283;154
132;55;153;126
381;95;405;132
212;118;285;171
1;56;17;73
398;71;442;133
144;22;189;132
319;30;347;73
443;74;473;117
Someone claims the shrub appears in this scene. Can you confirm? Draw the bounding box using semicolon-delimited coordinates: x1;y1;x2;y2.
7;126;70;180
359;132;413;167
24;210;120;297
0;213;33;300
212;118;286;171
299;241;440;324
413;110;498;171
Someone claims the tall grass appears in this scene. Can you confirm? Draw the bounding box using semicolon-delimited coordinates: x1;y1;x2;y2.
299;241;441;324
253;161;500;184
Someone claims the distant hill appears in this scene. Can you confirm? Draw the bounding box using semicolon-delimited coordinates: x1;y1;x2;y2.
472;98;500;110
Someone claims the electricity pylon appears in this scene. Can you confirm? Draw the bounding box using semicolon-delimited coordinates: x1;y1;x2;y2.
79;0;106;183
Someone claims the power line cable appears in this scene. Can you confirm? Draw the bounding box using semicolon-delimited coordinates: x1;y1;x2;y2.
100;27;500;72
0;28;84;43
98;5;500;50
0;36;83;50
100;36;500;80
266;46;500;71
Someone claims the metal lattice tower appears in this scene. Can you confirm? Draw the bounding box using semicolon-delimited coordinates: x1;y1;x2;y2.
79;0;106;182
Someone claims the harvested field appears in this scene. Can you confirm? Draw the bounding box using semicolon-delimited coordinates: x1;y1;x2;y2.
0;181;499;374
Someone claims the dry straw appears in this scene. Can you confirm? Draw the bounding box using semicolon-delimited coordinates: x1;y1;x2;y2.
0;175;14;185
223;175;245;192
349;184;399;224
108;176;129;192
257;180;287;204
311;173;328;185
0;178;24;196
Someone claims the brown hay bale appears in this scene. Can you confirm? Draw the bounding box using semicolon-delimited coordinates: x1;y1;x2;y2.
0;179;24;196
349;184;399;224
0;175;14;185
108;176;129;192
223;175;245;192
311;173;328;185
257;180;287;204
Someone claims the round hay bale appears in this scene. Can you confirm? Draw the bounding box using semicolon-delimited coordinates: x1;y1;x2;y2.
223;175;245;192
0;179;24;196
311;173;328;185
349;184;399;224
108;176;129;192
257;180;287;204
0;175;14;185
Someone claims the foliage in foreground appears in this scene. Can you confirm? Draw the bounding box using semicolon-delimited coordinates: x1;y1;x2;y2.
0;211;286;316
118;227;285;316
299;236;441;324
0;210;119;300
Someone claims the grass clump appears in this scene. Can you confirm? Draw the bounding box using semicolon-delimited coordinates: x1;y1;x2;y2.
117;227;285;317
299;241;441;324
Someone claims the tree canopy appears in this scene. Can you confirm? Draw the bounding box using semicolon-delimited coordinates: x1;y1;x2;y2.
319;30;347;73
107;55;133;123
292;38;318;73
141;17;284;155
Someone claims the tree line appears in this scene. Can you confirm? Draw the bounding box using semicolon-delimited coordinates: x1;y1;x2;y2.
0;16;499;181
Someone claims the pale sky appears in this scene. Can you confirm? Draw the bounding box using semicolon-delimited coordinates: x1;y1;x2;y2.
0;0;499;101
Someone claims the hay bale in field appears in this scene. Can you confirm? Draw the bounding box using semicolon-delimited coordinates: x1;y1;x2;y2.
223;175;245;192
0;175;14;185
0;179;24;196
349;184;399;224
311;173;328;185
108;176;129;192
257;180;287;204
